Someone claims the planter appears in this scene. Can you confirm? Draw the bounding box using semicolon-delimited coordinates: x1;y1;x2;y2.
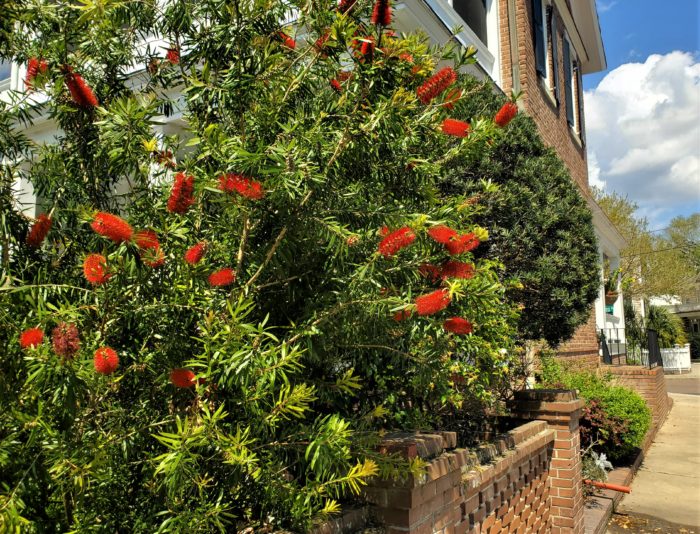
605;291;619;305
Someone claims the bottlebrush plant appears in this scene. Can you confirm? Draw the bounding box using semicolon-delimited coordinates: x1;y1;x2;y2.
0;0;525;531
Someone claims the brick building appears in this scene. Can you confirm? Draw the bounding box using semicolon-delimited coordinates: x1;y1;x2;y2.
1;0;626;366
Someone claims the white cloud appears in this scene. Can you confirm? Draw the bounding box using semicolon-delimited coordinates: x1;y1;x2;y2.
584;51;700;226
596;1;617;14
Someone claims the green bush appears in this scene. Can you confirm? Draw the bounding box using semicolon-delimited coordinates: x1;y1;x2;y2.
539;355;651;461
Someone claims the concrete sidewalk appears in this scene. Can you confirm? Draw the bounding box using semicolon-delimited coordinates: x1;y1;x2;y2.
614;392;700;527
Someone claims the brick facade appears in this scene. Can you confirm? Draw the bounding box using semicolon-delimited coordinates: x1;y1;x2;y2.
555;309;600;370
498;0;590;192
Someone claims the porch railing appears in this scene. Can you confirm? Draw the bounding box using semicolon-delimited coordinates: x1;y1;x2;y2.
600;328;662;369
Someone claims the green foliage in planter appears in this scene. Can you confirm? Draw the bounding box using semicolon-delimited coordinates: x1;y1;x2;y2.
539;355;651;461
438;78;600;346
0;0;535;531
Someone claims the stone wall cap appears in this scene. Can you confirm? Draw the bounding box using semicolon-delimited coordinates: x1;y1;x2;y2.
513;388;579;402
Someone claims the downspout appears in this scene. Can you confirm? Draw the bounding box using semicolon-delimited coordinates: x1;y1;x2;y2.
506;0;521;94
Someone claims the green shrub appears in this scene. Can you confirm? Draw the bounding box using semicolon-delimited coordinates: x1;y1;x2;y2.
539;355;651;461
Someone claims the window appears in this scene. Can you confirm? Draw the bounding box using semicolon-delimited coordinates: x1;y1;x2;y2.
549;8;560;103
0;59;11;81
563;36;575;127
532;0;547;77
453;0;488;46
575;62;585;142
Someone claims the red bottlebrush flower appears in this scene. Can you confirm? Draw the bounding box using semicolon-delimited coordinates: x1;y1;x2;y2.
495;101;518;127
64;69;98;108
414;289;451;316
416;67;457;104
90;212;133;243
444;317;473;335
338;0;355;13
135;230;165;268
359;37;375;62
94;346;119;375
20;328;44;349
26;213;52;248
315;32;330;55
167;172;195;214
379;226;390;237
443;88;462;110
330;78;342;93
378;226;416;257
399;52;414;64
170;368;196;388
279;32;296;49
52;322;80;359
154;149;176;168
166;46;180;64
441;118;470;137
208;267;236;287
427;225;458;245
25;57;48;89
83;253;111;285
184;242;207;265
218;173;265;200
445;232;479;255
393;308;412;321
371;0;392;26
440;260;475;280
418;263;442;282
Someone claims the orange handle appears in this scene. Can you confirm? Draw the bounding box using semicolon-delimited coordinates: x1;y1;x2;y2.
583;479;631;493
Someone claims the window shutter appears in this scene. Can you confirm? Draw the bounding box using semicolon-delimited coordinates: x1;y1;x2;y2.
563;38;574;126
533;0;546;77
576;65;586;144
550;10;560;103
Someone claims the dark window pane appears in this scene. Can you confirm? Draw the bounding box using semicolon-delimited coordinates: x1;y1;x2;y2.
533;0;546;76
550;9;560;102
563;39;574;126
0;60;11;80
453;0;488;46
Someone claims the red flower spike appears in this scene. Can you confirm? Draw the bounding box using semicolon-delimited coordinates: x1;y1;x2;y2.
64;69;98;108
83;253;111;285
208;268;236;287
444;317;473;335
399;53;414;64
359;38;375;62
52;322;80;358
427;225;458;245
167;172;195;214
184;242;207;265
416;67;457;104
134;230;165;268
279;32;296;49
418;263;442;282
444;88;462;110
330;79;342;93
379;226;390;237
25;57;48;89
315;32;330;56
90;212;133;243
170;368;196;388
94;346;119;375
371;0;392;26
378;226;416;257
218;173;265;200
26;213;52;248
166;46;180;64
441;118;471;137
445;232;479;255
338;0;355;13
414;289;451;316
20;328;44;349
393;309;412;322
495;101;518;127
440;260;475;280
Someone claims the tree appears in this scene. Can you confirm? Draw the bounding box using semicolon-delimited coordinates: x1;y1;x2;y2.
593;189;698;300
438;76;600;346
0;0;530;530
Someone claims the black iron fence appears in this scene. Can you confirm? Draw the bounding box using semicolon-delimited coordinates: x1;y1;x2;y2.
600;327;662;368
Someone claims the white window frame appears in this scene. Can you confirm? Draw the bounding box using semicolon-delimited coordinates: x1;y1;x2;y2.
563;32;579;133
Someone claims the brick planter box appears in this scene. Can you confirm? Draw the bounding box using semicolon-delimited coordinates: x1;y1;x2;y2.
330;389;586;534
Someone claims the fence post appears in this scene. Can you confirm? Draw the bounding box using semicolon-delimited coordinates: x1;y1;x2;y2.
509;389;585;534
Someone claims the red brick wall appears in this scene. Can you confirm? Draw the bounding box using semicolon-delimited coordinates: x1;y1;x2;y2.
498;0;590;192
363;423;555;533
605;365;671;441
556;309;600;370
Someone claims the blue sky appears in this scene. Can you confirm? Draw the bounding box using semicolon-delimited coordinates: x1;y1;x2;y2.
585;0;700;90
582;0;700;228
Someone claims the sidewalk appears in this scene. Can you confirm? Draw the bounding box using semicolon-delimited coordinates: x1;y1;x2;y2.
612;392;700;527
